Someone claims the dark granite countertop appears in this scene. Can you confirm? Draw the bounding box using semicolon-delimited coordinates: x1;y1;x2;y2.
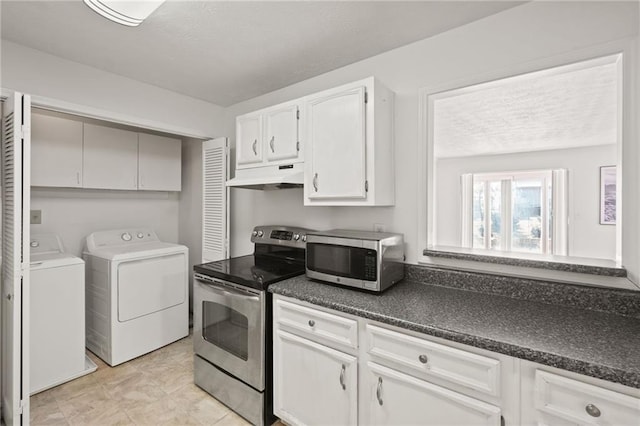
269;276;640;389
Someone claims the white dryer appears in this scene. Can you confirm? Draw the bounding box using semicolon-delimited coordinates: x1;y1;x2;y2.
30;233;97;394
83;228;189;366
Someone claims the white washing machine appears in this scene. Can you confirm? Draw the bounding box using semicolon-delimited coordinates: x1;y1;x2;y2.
30;233;97;395
83;228;189;366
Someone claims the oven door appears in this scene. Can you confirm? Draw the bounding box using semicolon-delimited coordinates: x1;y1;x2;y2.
193;274;265;391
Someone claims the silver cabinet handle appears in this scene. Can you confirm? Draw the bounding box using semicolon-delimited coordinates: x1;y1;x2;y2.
418;354;428;364
585;404;601;417
339;364;346;390
308;320;315;327
252;139;258;155
376;377;383;405
313;173;318;192
269;136;275;153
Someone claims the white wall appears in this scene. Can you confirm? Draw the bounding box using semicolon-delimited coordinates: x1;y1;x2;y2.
30;189;179;257
222;1;639;263
179;138;204;311
1;41;225;137
435;145;617;260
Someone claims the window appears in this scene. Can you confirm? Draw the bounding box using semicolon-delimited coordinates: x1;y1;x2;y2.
462;170;566;255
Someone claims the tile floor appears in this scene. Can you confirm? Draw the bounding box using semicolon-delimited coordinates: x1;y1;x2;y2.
30;333;253;425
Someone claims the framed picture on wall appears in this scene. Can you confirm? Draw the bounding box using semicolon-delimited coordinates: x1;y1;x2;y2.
600;165;616;225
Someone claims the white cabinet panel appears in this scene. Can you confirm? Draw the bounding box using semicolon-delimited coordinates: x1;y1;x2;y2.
83;123;138;190
304;77;395;206
275;298;358;350
366;324;501;397
264;102;300;163
138;133;181;191
364;362;501;426
307;85;366;200
236;113;263;167
274;330;357;426
31;113;83;187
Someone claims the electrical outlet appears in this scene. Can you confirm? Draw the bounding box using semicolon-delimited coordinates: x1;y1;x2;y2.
30;210;42;225
373;223;386;233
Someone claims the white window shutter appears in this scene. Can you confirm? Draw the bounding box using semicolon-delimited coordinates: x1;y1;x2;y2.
202;138;229;262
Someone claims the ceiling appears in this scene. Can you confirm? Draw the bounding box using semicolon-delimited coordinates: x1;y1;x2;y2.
434;58;619;158
0;1;523;106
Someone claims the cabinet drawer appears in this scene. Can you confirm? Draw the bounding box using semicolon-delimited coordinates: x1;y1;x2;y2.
535;370;640;425
275;299;358;349
366;324;501;396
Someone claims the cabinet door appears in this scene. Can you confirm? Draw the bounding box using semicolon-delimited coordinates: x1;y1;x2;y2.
31;113;83;187
364;362;501;426
236;114;263;167
138;133;181;191
274;330;357;426
264;103;299;163
83;124;138;190
307;85;366;200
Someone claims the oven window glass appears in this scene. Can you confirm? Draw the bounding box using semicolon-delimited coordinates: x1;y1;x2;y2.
202;301;248;360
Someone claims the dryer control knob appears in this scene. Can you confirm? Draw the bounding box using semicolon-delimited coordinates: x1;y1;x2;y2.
137;232;144;239
121;232;132;242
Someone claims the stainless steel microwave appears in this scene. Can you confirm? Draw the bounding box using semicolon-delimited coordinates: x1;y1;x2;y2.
305;230;405;292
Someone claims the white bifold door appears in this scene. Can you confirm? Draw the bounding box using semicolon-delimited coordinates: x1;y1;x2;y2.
202;138;229;263
2;92;31;425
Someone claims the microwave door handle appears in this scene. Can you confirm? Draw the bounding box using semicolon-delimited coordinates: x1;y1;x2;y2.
197;280;260;302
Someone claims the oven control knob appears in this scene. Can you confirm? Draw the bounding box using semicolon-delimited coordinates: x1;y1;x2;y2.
121;232;132;242
252;230;258;237
302;235;307;242
137;232;144;239
257;230;264;237
293;233;300;241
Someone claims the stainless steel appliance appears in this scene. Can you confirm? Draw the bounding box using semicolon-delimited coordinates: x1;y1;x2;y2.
193;225;310;426
305;229;405;292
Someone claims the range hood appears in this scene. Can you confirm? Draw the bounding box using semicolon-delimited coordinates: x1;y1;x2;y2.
226;163;304;190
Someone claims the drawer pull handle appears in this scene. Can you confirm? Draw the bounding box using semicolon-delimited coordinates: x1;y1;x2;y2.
376;377;383;405
308;320;315;327
339;364;346;390
585;404;601;418
418;354;429;364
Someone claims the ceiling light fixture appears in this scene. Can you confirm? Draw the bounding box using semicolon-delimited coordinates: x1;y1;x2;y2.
83;0;165;27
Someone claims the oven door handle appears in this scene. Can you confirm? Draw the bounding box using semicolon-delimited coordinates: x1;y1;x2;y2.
196;279;260;301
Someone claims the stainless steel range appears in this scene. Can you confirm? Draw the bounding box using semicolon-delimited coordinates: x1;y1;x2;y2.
193;225;310;426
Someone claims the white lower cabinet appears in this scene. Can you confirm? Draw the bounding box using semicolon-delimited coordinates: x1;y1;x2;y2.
364;362;501;426
274;330;357;426
273;295;640;426
520;361;640;426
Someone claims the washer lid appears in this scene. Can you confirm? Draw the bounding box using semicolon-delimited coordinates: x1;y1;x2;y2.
30;252;84;270
84;241;188;261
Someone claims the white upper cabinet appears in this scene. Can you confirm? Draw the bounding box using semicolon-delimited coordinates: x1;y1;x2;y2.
31;113;83;188
304;77;395;206
138;133;181;191
235;100;302;170
264;102;300;163
236;113;263;167
83;123;138;190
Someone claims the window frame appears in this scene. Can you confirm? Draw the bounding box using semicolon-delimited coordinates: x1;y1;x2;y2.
417;43;639;291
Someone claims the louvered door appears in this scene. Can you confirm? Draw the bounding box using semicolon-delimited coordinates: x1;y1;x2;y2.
202;138;229;262
2;92;31;425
